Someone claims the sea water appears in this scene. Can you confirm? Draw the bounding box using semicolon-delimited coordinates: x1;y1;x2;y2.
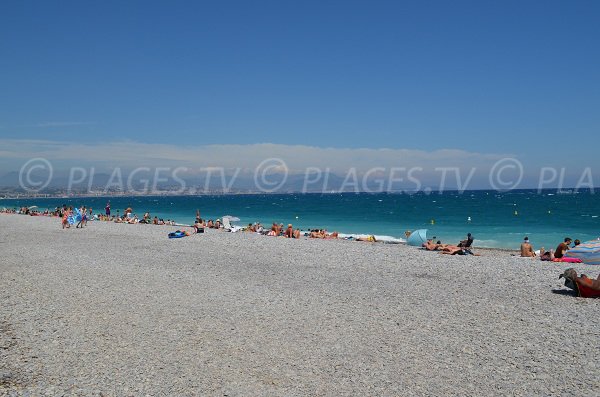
2;190;599;250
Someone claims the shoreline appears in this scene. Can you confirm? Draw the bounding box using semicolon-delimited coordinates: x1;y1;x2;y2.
2;211;518;254
2;192;598;251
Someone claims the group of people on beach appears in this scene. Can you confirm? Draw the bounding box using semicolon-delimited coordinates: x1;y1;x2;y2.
192;210;341;240
520;236;581;260
102;202;176;225
422;233;476;255
1;204;589;261
419;231;586;260
0;202;180;228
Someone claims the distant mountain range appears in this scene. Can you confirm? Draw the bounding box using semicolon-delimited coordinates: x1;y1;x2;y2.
0;170;426;194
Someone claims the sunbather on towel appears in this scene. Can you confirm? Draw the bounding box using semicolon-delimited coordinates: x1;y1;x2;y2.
423;240;447;251
440;245;465;255
356;235;377;242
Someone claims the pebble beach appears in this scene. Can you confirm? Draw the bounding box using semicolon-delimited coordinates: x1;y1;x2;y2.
0;214;598;396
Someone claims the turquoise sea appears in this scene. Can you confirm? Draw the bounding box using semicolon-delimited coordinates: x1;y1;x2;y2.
2;190;599;250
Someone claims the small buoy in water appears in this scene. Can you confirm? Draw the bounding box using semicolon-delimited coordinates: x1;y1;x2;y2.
548;210;551;214
295;216;299;219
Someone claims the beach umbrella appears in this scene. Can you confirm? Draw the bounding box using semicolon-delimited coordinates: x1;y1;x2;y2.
407;229;428;246
565;240;600;265
28;205;38;210
222;215;240;222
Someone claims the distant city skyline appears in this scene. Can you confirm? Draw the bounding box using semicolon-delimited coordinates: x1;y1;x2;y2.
1;1;599;188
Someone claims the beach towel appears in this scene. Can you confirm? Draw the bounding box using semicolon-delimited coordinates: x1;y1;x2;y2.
575;277;600;298
168;230;189;239
552;257;583;263
67;208;83;225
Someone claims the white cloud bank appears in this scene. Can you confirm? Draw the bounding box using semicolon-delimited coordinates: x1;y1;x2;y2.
1;139;595;190
0;139;508;173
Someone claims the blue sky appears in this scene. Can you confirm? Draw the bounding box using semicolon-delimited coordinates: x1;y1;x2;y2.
1;1;599;169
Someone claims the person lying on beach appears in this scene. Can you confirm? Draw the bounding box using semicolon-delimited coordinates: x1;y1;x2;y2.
356;235;377;242
324;231;338;239
293;228;301;239
520;237;536;257
440;245;464;255
310;229;331;238
440;244;480;255
539;248;554;261
554;237;572;259
423;240;447;251
309;229;322;238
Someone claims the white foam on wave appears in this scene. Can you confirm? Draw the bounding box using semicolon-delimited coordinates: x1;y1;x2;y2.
472;239;502;248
